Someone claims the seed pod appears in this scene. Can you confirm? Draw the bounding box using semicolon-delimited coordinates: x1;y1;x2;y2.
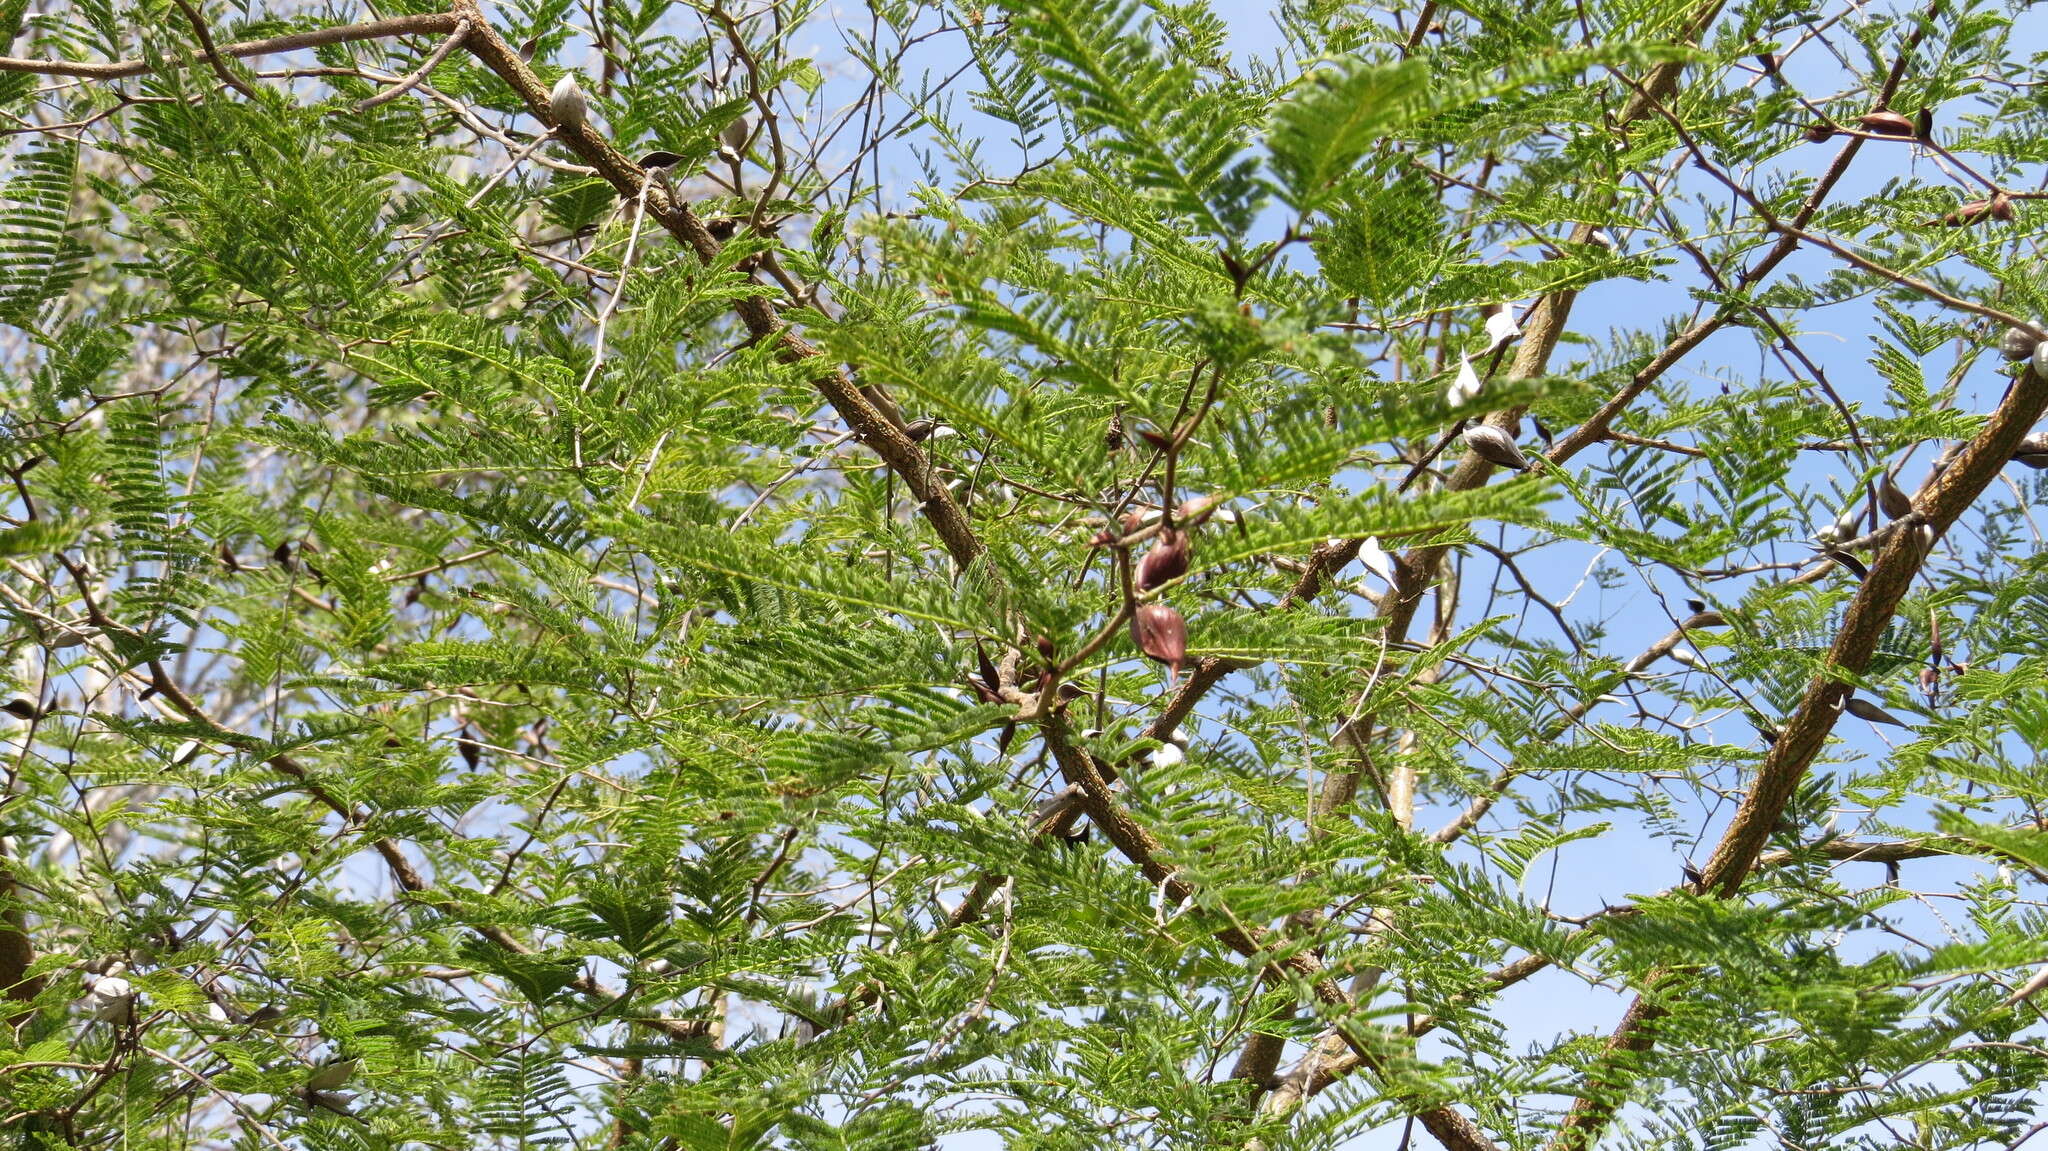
1135;528;1191;592
1136;426;1172;452
1804;123;1836;143
1857;111;1915;138
638;149;685;170
1149;742;1185;768
1462;423;1531;471
1914;106;1934;139
2003;327;2037;361
1843;697;1909;728
721;115;751;153
1448;354;1483;406
2035;339;2048;378
1483;307;1520;353
306;1057;359;1092
1130;603;1187;676
549;73;589;131
1176;493;1223;526
1929;195;2014;227
1830;500;1866;542
1878;474;1914;520
2015;431;2048;469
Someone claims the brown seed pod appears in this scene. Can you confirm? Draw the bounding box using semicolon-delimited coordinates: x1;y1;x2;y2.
1129;603;1187;676
1929;195;2014;227
2002;327;2037;362
1136;426;1172;453
1803;123;1836;143
1857;111;1915;138
1878;474;1914;520
1134;528;1191;592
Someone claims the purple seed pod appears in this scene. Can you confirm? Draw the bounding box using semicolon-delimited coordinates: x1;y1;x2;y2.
1135;528;1191;592
1130;603;1187;677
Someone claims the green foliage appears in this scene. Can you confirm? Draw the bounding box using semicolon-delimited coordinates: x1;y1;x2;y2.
3;1;2048;1150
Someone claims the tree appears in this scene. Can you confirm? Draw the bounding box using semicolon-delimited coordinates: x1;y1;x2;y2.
3;0;2048;1147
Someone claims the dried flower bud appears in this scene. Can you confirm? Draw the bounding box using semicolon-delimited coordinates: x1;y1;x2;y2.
1857;111;1915;138
549;73;589;131
1130;603;1187;676
2002;327;2037;361
1135;528;1191;592
1462;423;1531;471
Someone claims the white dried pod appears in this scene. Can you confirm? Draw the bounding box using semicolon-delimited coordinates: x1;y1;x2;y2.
548;73;589;131
1462;423;1530;471
1830;501;1865;542
2002;327;2036;361
1483;308;1521;353
1357;536;1394;584
1670;646;1704;670
2035;338;2048;377
1447;354;1483;406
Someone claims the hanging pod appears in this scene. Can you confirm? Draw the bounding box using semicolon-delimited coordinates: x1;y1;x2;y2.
549;73;589;131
